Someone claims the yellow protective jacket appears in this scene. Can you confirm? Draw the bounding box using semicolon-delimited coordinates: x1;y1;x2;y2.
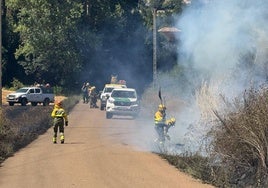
154;110;166;125
51;104;68;122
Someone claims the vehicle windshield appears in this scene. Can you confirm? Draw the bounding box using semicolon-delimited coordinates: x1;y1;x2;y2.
111;90;136;98
16;88;29;93
104;88;114;93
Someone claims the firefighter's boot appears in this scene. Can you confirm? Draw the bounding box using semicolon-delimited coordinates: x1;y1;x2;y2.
52;136;57;144
60;133;65;144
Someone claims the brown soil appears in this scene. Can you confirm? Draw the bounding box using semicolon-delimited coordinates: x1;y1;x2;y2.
0;101;214;188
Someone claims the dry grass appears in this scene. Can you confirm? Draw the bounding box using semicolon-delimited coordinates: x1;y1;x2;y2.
0;106;52;162
206;86;268;187
2;89;12;104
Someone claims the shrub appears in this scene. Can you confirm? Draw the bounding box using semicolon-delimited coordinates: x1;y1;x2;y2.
53;86;63;95
208;86;268;187
10;78;24;90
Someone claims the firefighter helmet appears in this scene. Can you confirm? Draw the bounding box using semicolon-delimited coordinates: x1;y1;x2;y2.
158;104;166;111
55;100;62;106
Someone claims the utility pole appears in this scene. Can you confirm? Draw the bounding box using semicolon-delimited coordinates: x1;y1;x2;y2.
153;8;157;88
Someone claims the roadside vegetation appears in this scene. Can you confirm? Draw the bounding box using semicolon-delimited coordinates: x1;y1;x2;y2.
206;86;268;187
141;83;268;187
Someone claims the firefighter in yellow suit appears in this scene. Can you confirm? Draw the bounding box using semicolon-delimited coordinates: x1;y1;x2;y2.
154;104;167;143
154;104;176;143
51;101;68;144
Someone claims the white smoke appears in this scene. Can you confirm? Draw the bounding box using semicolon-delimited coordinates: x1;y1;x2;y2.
178;0;268;85
103;1;268;155
173;0;268;153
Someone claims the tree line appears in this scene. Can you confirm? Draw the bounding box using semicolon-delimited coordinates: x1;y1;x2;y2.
2;0;186;92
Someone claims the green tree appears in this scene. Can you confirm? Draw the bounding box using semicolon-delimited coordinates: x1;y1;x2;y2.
6;0;84;85
2;0;27;86
3;0;184;90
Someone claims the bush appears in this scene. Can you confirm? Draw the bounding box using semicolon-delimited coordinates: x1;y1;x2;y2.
53;86;63;95
10;78;24;90
208;86;268;187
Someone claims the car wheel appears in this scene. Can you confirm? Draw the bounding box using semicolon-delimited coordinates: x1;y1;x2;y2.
106;112;112;119
43;98;50;106
9;102;14;106
21;98;27;106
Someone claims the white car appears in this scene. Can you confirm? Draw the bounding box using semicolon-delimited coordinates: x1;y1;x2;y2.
99;84;126;110
106;88;140;119
6;86;54;106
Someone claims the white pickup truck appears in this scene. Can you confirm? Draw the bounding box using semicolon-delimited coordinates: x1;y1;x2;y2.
99;83;127;110
106;88;140;119
6;86;55;106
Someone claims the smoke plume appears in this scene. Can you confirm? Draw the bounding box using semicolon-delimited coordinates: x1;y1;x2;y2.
173;0;268;153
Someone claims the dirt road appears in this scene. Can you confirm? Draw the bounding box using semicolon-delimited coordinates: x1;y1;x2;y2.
0;102;214;188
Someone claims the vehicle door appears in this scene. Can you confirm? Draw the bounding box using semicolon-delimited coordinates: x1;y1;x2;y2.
34;88;42;102
27;88;36;101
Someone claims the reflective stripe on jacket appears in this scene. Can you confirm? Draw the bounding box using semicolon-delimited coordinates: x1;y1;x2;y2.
51;105;68;121
154;111;166;125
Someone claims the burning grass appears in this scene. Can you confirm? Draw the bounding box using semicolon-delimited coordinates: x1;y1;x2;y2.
141;82;268;187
